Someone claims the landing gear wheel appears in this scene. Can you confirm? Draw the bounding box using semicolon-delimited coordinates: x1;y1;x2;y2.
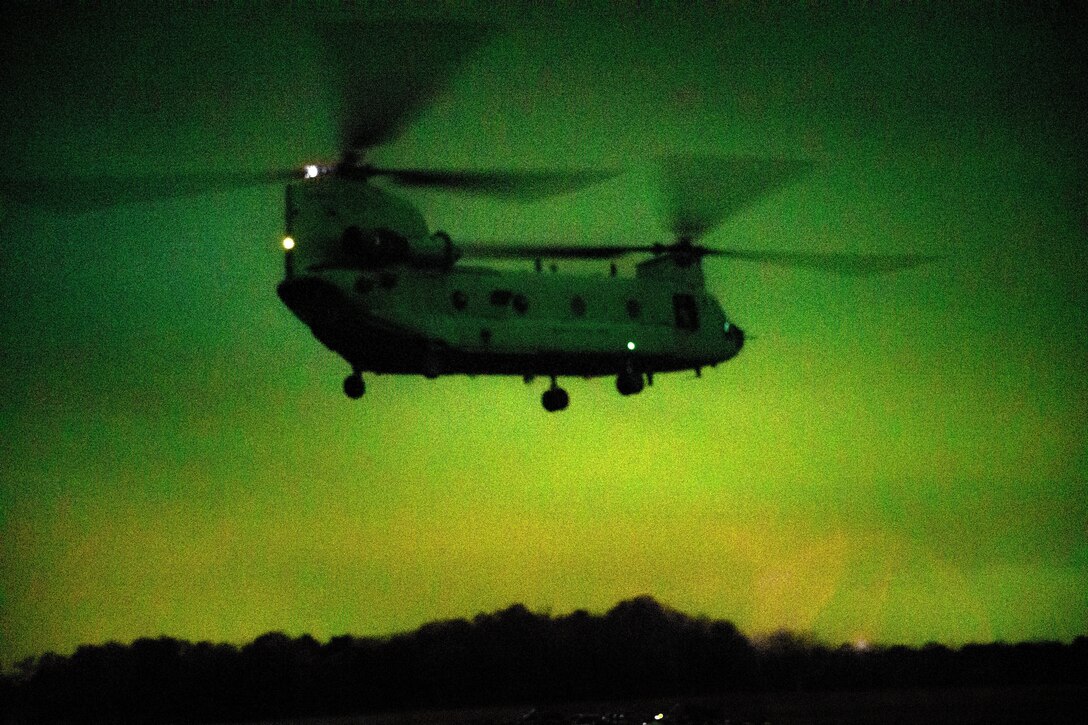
541;385;569;412
616;370;645;396
343;372;365;399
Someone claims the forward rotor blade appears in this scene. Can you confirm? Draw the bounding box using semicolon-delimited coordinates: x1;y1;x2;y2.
318;21;493;153
661;155;813;240
0;168;303;213
372;167;620;200
710;248;941;274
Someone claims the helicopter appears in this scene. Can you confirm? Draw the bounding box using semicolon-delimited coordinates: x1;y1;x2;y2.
277;159;744;413
270;153;935;412
0;19;935;412
268;26;933;412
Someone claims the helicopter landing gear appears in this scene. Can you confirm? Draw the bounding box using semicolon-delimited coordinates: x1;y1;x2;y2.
541;377;569;412
616;365;645;396
343;371;365;399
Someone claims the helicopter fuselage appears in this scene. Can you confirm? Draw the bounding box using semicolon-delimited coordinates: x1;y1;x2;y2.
275;177;743;404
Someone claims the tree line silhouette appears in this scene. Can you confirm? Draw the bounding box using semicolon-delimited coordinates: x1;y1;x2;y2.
2;596;1085;723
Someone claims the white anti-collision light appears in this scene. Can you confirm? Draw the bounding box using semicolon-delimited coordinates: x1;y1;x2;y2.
304;164;320;179
627;341;636;351
282;236;295;251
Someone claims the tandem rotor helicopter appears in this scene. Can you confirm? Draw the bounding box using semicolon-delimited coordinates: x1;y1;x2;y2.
3;20;934;412
274;154;933;413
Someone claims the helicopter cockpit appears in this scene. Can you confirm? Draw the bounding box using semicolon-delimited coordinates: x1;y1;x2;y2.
339;226;460;269
286;177;462;273
341;225;410;266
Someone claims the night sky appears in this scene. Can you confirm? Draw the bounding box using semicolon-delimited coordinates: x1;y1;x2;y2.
1;2;1085;668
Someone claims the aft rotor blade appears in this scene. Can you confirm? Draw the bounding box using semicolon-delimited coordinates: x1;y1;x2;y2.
710;248;942;274
661;155;813;241
373;167;620;200
319;21;492;153
0;168;303;213
460;242;941;273
459;242;657;259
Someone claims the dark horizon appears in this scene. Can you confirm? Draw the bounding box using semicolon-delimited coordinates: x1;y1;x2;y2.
5;594;1088;671
4;596;1086;724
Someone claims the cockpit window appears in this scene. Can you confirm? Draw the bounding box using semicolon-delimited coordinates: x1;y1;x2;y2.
490;290;513;306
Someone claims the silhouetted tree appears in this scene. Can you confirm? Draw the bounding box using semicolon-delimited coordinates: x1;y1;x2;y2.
5;596;1085;724
0;669;15;721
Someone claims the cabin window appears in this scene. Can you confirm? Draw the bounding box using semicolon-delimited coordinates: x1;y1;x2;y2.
571;295;587;317
451;290;468;310
490;289;513;306
673;293;699;330
512;294;529;315
626;299;642;319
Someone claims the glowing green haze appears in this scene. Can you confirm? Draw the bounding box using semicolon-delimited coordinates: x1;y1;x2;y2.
1;2;1085;667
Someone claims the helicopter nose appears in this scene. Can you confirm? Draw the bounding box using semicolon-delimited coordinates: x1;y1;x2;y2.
277;276;347;328
723;322;745;359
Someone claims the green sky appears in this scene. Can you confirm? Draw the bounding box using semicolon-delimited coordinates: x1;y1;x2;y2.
1;2;1085;667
